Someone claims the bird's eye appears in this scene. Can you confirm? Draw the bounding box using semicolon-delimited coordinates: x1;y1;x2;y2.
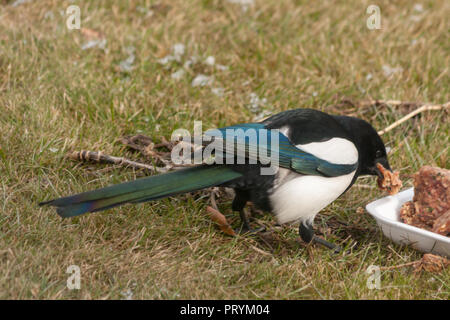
375;150;383;158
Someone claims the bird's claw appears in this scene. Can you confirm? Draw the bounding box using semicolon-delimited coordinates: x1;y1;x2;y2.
312;236;341;254
235;225;266;235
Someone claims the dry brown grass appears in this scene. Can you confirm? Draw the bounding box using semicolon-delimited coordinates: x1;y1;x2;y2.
0;0;448;299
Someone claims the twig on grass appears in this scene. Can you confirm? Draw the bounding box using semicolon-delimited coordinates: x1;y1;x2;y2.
379;261;420;271
249;244;273;257
68;150;172;174
120;134;173;167
377;102;449;135
379;254;449;274
209;187;220;211
353;184;375;189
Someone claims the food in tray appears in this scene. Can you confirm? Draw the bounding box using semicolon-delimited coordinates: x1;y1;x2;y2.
399;166;450;237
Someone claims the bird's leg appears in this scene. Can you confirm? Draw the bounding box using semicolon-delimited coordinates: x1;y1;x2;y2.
236;209;266;234
232;190;265;234
238;209;251;231
299;221;341;253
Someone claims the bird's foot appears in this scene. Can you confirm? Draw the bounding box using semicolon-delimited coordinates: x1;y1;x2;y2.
312;236;341;254
235;209;266;235
299;221;340;253
235;224;266;235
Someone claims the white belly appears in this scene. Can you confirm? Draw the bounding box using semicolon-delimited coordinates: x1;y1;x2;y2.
269;169;356;224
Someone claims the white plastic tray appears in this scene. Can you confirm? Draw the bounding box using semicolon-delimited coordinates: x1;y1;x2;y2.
366;187;450;257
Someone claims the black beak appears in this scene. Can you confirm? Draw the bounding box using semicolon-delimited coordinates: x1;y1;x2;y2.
369;166;384;179
370;158;392;179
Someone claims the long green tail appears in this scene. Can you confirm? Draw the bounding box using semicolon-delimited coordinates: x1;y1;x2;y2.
39;165;242;218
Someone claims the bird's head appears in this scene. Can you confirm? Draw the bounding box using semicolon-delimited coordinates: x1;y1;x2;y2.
334;115;391;178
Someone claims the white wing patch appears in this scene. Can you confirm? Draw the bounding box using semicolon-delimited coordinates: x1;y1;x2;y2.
296;137;358;165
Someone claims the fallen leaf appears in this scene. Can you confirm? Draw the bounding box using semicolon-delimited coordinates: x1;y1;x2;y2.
207;206;236;236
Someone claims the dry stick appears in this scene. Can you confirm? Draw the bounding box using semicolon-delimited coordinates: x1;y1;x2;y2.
68;150;171;174
366;99;419;106
379;261;420;271
249;244;273;257
121;134;195;169
209;187;220;211
380;255;450;272
353;184;375;189
377;102;449;136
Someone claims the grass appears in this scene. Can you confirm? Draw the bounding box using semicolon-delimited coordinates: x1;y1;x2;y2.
0;0;449;299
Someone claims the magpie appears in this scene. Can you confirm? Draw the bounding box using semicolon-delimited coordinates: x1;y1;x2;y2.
40;108;392;251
